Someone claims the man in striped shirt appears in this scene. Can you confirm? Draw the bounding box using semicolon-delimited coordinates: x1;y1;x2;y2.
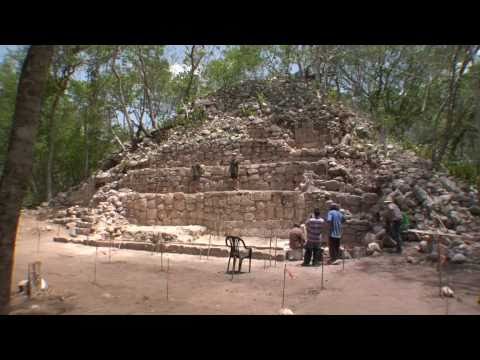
327;203;345;264
302;208;325;267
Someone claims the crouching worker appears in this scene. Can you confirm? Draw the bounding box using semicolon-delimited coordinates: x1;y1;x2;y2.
287;224;305;261
384;197;403;254
303;208;325;267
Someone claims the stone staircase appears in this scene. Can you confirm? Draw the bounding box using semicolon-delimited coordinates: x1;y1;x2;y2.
105;135;375;248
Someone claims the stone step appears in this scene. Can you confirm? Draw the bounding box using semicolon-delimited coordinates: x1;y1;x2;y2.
76;221;92;229
116;160;328;194
73;227;93;236
53;237;285;261
125;139;327;170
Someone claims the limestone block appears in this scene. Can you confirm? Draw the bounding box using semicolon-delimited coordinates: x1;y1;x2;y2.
164;194;174;205
254;192;271;201
137;198;147;211
157;211;166;221
275;207;284;219
174;200;185;211
283;207;295;219
233;211;244;221
173;192;185;201
147;199;156;209
245;213;255;221
266;205;275;219
240;196;255;206
339;194;361;212
255;211;266;220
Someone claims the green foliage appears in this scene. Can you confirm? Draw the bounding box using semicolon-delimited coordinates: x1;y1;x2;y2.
256;91;266;105
203;46;264;91
446;162;479;185
159;106;207;131
0;55;20;174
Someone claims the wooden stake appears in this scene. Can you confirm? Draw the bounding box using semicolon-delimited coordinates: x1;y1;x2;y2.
263;228;267;270
274;232;278;267
207;233;212;260
321;257;325;290
93;245;98;284
160;248;164;272
282;263;287;308
36;223;41;254
108;235;112;263
436;235;442;297
269;230;272;267
166;257;170;301
27;261;42;298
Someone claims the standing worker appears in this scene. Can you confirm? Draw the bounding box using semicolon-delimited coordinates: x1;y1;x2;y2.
287;223;305;261
384;197;403;254
326;203;345;264
229;152;240;191
302;208;325;267
191;163;203;192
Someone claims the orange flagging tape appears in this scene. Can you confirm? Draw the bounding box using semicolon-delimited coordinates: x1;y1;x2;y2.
286;268;295;279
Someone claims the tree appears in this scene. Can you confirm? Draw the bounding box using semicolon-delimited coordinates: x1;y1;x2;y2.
107;45;172;141
203;45;264;91
0;55;20;174
431;45;480;169
0;45;54;314
45;46;85;202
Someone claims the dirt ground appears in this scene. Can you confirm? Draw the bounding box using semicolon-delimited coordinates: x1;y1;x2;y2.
8;211;480;315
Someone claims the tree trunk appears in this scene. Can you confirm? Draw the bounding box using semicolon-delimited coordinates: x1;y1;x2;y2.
0;46;54;314
474;66;480;180
84;115;89;179
45;98;59;202
433;46;479;170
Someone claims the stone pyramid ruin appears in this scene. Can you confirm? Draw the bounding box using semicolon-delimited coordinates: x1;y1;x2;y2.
47;78;480;263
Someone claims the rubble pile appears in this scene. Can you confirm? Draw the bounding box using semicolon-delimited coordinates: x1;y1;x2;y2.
46;78;480;263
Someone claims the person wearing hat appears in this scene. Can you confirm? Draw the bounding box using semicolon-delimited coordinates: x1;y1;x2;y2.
229;152;240;191
384;197;403;254
326;202;345;264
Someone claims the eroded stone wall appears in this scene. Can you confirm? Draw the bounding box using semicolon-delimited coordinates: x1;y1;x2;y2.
121;190;372;241
119;161;328;194
125;139;329;171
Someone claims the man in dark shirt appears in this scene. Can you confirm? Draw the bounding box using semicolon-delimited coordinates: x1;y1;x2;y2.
191;163;203;192
303;208;325;266
384;198;403;254
229;153;240;191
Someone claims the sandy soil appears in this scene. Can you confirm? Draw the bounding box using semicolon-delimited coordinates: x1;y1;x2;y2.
8;211;480;315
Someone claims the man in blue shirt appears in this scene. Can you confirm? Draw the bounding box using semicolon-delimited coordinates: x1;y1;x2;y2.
327;203;345;264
